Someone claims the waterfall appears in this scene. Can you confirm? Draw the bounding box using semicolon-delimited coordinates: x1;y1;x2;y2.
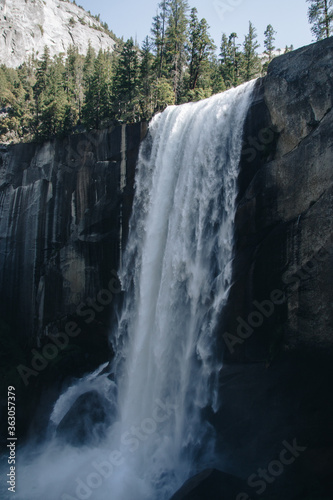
13;81;255;500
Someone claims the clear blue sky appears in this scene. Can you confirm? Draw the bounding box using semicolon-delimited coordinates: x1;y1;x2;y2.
78;0;313;52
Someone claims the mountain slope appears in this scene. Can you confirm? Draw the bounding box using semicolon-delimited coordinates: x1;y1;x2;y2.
0;0;116;68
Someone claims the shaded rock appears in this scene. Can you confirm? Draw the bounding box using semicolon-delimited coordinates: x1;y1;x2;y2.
56;390;115;446
170;469;253;500
0;123;147;345
214;36;333;500
0;122;146;442
225;37;333;360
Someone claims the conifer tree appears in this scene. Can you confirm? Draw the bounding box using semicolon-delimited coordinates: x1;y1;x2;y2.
220;33;242;88
187;8;215;91
39;54;68;139
241;22;261;82
33;46;51;138
284;44;294;53
264;25;276;61
83;50;113;130
139;37;155;119
15;64;35;138
151;12;163;75
0;67;19;138
151;1;169;78
152;77;175;111
64;45;84;124
0;66;16;109
209;55;226;94
165;0;189;102
83;41;96;96
307;0;333;40
113;38;140;122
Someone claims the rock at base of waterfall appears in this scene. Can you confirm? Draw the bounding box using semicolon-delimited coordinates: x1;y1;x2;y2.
56;390;115;446
170;469;253;500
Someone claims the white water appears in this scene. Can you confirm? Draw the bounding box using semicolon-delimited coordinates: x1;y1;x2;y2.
13;81;255;500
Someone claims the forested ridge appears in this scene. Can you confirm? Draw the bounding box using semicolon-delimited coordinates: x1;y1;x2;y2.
1;0;330;143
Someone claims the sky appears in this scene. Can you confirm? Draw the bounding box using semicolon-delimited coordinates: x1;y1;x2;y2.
78;0;314;53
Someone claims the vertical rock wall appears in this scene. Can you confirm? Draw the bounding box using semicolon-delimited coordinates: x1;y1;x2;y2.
0;123;147;346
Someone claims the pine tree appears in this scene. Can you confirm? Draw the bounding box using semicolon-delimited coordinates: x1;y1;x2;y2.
152;77;175;111
151;1;169;78
307;0;333;40
187;8;215;91
220;33;242;88
241;22;261;82
34;46;50;97
264;25;276;61
33;46;51;138
139;37;154;119
165;0;189;102
284;44;294;53
83;50;113;130
209;55;226;94
151;12;163;74
64;45;84;125
219;33;231;88
0;66;20;139
39;54;69;139
158;0;169;77
113;38;140;122
13;67;35;139
0;66;16;109
83;41;96;95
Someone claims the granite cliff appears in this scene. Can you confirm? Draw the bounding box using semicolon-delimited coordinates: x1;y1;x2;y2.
173;36;333;500
0;123;147;342
0;0;116;68
0;123;147;438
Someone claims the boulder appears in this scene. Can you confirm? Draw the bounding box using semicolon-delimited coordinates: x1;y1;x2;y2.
56;390;116;446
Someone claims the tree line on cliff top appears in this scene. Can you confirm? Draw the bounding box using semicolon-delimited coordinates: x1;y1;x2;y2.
0;0;331;143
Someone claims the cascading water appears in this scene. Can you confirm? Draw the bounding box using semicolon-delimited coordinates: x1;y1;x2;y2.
13;80;255;500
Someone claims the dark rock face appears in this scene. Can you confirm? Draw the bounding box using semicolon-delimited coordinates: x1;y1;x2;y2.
211;37;333;499
0;123;146;441
0;123;147;345
231;36;333;357
56;390;115;446
170;469;253;500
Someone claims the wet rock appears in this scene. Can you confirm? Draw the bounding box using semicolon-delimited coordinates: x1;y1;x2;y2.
0;123;146;345
56;390;115;446
170;469;253;500
216;36;333;500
